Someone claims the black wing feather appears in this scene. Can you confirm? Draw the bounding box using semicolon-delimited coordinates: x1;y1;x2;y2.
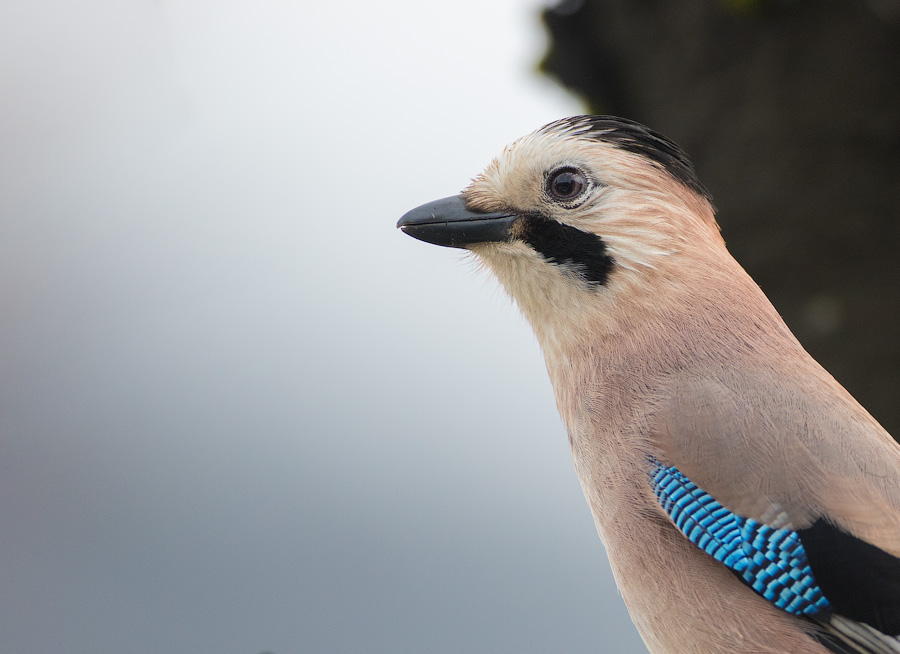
799;519;900;636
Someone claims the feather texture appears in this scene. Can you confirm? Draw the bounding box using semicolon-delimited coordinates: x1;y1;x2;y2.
649;460;831;617
650;460;900;653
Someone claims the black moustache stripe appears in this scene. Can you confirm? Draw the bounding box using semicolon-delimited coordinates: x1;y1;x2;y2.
519;216;615;286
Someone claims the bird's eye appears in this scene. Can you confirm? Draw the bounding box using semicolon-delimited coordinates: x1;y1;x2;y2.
547;168;587;202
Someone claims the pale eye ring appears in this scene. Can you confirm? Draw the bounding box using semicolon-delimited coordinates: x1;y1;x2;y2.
547;167;587;202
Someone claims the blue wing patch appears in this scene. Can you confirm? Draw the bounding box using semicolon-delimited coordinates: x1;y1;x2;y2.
649;460;832;618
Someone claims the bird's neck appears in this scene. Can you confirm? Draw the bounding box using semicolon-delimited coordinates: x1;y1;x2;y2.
550;336;830;654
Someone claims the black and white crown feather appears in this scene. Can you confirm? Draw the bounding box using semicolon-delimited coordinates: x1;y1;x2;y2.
539;115;714;206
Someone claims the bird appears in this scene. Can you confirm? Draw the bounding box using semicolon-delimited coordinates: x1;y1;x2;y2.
397;116;900;654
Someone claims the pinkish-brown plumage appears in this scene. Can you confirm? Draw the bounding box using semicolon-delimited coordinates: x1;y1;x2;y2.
399;116;900;654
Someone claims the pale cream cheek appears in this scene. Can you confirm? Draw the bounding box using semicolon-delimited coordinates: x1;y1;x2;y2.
470;242;616;335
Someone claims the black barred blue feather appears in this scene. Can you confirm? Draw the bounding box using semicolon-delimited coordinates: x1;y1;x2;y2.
649;461;832;618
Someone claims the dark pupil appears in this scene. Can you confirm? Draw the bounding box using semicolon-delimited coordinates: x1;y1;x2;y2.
552;171;583;199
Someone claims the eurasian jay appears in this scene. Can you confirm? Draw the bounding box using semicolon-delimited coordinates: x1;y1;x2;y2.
397;116;900;654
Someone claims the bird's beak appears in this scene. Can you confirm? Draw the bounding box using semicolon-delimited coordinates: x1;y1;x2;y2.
397;194;517;249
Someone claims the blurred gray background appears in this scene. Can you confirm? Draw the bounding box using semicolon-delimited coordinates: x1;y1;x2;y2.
0;1;645;653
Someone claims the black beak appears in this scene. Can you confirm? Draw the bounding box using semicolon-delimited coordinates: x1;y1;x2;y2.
397;194;517;249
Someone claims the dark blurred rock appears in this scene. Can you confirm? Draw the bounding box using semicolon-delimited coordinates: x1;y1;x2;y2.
540;0;900;434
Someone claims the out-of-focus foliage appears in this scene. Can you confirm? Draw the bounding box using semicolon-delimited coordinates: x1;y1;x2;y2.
539;0;900;435
720;0;762;13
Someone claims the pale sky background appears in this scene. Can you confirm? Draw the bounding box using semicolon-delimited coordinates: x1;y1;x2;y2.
0;2;648;652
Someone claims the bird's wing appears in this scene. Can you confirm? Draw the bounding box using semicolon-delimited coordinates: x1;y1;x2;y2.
652;368;900;650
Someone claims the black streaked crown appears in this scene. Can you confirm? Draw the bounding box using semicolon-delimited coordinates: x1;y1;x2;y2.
541;116;713;205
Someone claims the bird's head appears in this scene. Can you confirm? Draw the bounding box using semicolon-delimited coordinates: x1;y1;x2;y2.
398;116;728;349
